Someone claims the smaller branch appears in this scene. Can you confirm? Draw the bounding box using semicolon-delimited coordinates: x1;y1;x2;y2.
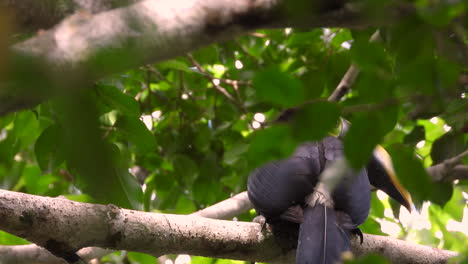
0;245;112;264
248;32;267;38
427;150;468;182
146;66;175;86
193;192;251;219
234;40;262;68
186;54;237;104
327;63;360;102
187;53;249;114
327;30;381;102
451;165;468;181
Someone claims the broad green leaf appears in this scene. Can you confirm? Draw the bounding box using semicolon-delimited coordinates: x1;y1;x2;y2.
13;111;40;149
287;30;322;48
175;193;197;214
97;85;140;117
344;115;384;170
0;113;15;129
157;59;192;73
330;29;353;50
291;101;340;142
115;116;157;155
345;254;390;264
54;92;140;209
23;165;59;195
300;71;326;99
192;177;219;206
0;231;30;245
358;217;385;236
344;106;398;169
404;125;426;145
247;125;296;169
351;40;389;73
35;125;64;173
128;252;157;264
443;187;465;222
387;144;434;208
252;67;305;107
223;143;249;166
172;154;198;185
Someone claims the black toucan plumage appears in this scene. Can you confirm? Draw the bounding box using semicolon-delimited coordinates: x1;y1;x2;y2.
247;136;411;264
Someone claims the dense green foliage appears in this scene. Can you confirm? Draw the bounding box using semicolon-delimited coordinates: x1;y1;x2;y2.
0;1;467;263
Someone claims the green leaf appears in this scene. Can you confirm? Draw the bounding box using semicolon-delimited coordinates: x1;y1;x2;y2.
53;92;140;209
13;111;41;149
247;125;296;169
403;125;426;145
344;106;398;169
345;254;390;264
300;71;326;99
287;30;322;48
116;170;144;210
223;143;249;166
291;101;340;142
358;217;385;236
252;67;305;107
0;231;30;245
35;125;64;173
115;116;157;155
387;144;434;208
157;59;192;73
172;154;198;185
351;40;389;73
97;85;140;117
344;116;383;170
330;29;353;50
127;252;157;264
443;187;465;222
23;165;59;195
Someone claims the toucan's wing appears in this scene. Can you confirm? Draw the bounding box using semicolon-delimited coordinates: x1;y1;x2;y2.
333;168;371;227
367;146;412;211
247;156;320;219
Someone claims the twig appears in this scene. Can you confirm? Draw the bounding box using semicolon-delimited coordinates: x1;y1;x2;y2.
186;54;237;103
234;39;262;68
427;149;468;181
187;53;249;114
328;30;381;102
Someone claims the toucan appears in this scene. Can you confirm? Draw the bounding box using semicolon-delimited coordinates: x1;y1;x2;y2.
247;136;412;264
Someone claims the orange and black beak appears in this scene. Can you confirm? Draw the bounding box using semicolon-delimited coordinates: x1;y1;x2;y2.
367;145;413;211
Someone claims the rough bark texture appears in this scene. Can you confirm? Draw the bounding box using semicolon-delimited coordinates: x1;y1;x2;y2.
0;0;139;32
0;189;457;264
0;0;413;116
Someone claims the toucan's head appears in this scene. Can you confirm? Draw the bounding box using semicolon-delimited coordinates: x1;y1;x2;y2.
367;146;413;211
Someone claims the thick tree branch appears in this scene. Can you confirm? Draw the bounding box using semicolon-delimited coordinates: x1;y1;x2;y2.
1;0;413;116
1;0;138;33
0;192;252;264
0;189;457;264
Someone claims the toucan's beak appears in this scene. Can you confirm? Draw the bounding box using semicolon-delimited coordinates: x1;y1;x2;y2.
367;146;413;211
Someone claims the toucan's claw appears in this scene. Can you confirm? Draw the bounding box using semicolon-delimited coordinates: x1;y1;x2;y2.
351;228;364;244
253;215;267;231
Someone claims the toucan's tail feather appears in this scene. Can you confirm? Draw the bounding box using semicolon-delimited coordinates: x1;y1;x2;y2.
296;205;350;264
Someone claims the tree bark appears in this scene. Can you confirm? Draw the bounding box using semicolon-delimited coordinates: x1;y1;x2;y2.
0;0;139;32
1;0;413;116
0;189;457;264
